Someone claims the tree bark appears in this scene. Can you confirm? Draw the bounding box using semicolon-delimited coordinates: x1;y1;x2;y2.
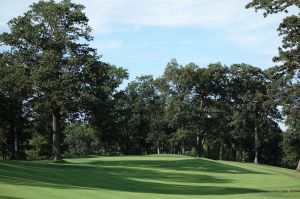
296;159;300;171
124;128;129;155
254;124;258;164
219;140;224;160
9;113;18;160
196;132;200;157
254;106;259;164
14;131;18;159
1;148;7;160
52;111;62;160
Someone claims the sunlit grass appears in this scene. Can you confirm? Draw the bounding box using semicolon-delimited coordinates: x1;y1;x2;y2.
0;155;299;199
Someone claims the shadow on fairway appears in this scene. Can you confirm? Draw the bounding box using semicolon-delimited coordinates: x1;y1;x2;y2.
85;158;266;174
0;196;26;199
0;158;265;195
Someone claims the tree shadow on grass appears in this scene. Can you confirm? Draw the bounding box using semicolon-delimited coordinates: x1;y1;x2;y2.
85;158;268;174
0;160;265;195
0;196;26;199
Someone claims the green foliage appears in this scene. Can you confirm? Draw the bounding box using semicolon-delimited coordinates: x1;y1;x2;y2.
191;147;197;157
170;128;193;149
0;53;32;159
0;0;96;160
64;123;100;157
0;122;9;159
229;64;282;163
26;133;51;160
0;0;127;160
82;61;128;155
246;0;300;16
117;75;169;155
25;111;53;160
281;129;300;168
0;0;297;170
247;0;300;169
116;60;283;164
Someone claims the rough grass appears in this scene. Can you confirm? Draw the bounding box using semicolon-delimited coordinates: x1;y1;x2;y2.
0;155;299;199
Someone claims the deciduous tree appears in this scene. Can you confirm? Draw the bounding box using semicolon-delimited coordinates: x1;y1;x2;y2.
0;0;96;160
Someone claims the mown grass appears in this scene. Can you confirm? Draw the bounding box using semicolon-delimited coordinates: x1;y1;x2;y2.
0;155;299;199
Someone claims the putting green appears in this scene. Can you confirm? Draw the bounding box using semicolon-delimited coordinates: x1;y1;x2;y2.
0;155;299;199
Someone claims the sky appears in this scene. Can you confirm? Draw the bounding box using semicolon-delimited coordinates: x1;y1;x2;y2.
0;0;294;130
0;0;292;83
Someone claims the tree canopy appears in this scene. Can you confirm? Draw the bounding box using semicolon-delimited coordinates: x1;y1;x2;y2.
0;0;299;171
247;0;300;170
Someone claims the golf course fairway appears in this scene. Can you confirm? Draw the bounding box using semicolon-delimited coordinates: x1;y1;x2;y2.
0;155;299;199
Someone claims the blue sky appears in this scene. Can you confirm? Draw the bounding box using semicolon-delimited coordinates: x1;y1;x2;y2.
0;0;292;83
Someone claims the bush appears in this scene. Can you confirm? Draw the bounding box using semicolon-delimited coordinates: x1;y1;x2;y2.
64;123;100;157
26;133;52;160
281;130;300;169
184;150;191;156
191;147;197;157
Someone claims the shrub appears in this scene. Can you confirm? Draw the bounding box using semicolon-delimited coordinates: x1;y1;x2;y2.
26;133;52;159
64;123;99;157
191;147;197;157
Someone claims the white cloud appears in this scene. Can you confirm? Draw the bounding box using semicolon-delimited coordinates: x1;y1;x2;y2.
71;0;293;56
221;5;294;56
225;29;280;55
0;1;288;32
97;39;123;49
0;0;295;58
76;0;241;29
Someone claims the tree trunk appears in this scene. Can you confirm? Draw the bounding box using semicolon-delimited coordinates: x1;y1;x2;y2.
9;114;18;160
254;124;258;164
230;143;236;161
14;131;18;159
196;132;200;157
52;111;62;160
296;159;300;171
219;140;224;160
1;148;7;160
254;105;259;164
125;128;130;155
157;141;160;154
201;138;206;157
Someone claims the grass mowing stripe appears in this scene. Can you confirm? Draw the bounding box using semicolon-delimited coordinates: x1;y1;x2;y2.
0;155;299;199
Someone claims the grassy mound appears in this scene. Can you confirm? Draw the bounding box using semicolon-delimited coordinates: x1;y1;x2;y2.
0;155;299;199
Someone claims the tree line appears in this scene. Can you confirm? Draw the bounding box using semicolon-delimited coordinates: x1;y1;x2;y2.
0;0;299;170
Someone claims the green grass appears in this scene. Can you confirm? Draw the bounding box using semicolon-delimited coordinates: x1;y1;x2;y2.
0;155;299;199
